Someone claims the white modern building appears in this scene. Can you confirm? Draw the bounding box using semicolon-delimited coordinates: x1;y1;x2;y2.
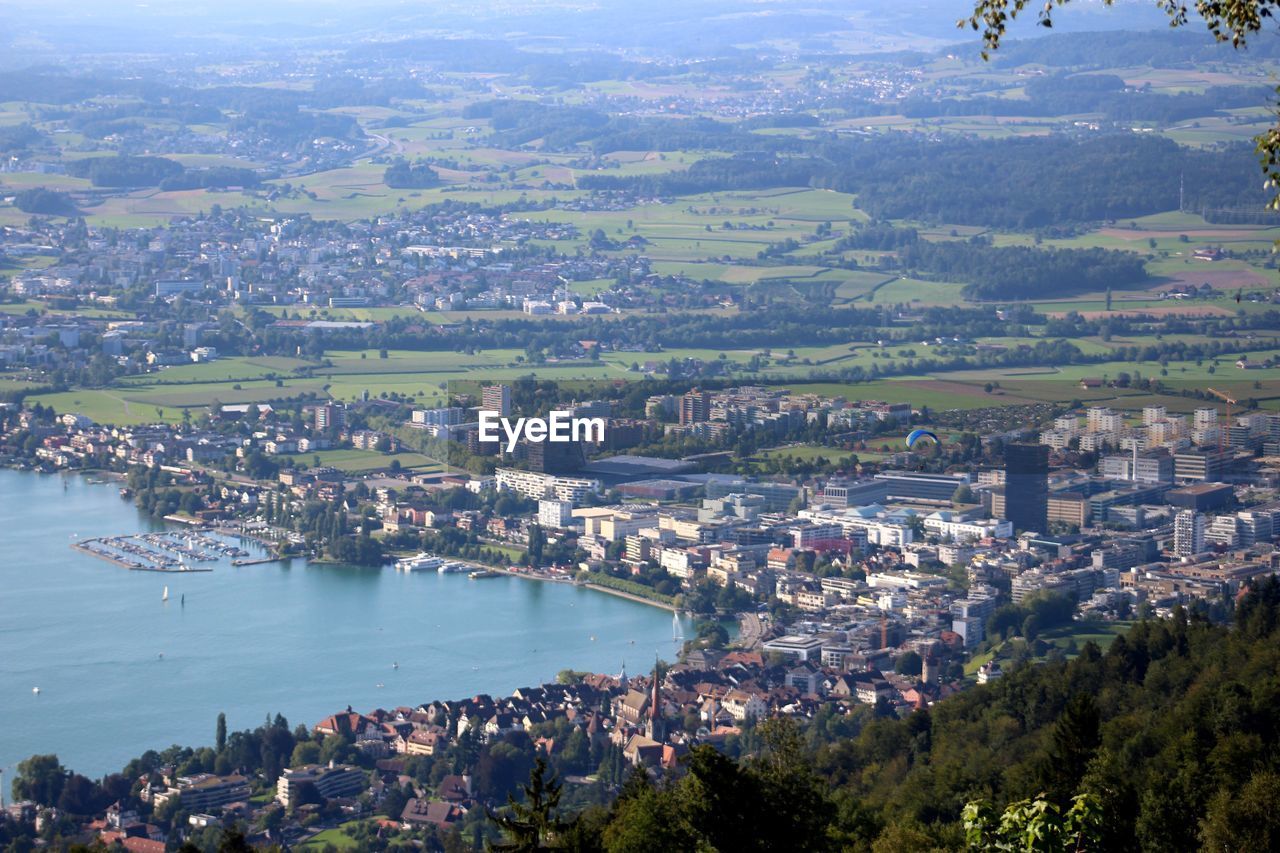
1173;509;1206;557
922;511;1012;543
538;498;574;529
496;468;600;502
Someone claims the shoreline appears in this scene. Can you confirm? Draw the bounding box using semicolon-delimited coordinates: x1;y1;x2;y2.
50;462;684;614
388;552;683;613
581;581;679;613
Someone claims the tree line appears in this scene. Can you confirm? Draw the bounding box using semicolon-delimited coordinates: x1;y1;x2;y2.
897;235;1149;300
571;130;1266;230
62;155;262;190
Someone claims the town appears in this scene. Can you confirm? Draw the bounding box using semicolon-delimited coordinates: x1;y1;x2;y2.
9;1;1280;849
5;369;1280;846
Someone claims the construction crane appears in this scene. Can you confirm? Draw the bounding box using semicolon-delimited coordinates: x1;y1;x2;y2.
1207;387;1236;451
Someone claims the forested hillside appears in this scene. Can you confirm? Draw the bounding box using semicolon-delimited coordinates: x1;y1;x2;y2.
544;579;1280;851
578;133;1267;227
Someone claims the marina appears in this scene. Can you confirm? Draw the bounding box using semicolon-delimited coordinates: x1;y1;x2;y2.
71;531;248;572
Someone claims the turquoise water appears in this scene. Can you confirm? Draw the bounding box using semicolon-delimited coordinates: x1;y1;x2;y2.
0;469;687;778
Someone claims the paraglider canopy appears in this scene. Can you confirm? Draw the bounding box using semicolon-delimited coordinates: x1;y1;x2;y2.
906;428;939;449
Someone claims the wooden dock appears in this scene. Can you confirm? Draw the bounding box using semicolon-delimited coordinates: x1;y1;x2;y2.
231;556;284;567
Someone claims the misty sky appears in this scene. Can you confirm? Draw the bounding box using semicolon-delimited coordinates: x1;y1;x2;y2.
0;0;1177;66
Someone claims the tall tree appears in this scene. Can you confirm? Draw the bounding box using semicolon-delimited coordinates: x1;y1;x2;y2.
11;754;67;807
487;756;570;852
1035;693;1101;804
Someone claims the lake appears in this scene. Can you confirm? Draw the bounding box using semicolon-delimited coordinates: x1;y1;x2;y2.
0;468;688;778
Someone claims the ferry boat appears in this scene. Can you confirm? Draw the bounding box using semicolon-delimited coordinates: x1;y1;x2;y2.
438;561;473;574
395;553;445;572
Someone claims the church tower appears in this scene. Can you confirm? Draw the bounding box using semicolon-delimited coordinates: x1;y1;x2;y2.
645;659;666;742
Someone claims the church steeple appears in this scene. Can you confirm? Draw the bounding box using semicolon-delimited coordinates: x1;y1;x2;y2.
617;660;628;690
645;658;666;742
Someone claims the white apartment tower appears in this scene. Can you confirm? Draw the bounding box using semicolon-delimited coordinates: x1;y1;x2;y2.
1142;405;1167;426
1173;510;1206;557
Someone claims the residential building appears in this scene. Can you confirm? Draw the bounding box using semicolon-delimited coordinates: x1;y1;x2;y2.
1100;451;1173;484
679;390;711;425
538;499;574;529
412;407;466;428
1205;515;1240;548
276;764;365;808
482;384;512;417
1173;509;1206;557
154;774;249;811
315;403;346;432
495;468;600;501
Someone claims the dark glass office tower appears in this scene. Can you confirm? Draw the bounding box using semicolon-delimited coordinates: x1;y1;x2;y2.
1004;443;1048;533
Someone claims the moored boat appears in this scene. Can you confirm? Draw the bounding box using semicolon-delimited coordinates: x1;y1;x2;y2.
395;552;445;572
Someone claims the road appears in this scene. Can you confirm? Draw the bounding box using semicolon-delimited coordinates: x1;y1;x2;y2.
736;612;765;649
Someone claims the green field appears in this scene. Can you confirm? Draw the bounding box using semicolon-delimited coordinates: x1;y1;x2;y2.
754;445;859;464
29;389;189;425
283;448;443;473
964;621;1134;676
25;326;1279;427
297;827;360;851
30;373;331;425
115;357;313;385
0;375;47;393
787;379;1036;410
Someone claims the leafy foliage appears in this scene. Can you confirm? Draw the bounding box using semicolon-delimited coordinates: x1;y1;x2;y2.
0;123;43;154
384;160;442;189
582;133;1266;227
159;167;262;191
899;236;1149;300
65;154;184;188
963;793;1103;852
13;188;78;216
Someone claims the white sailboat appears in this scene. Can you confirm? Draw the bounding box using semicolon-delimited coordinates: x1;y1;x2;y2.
162;585;169;602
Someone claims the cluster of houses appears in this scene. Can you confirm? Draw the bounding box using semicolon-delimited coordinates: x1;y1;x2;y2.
300;640;965;831
0;207;700;335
